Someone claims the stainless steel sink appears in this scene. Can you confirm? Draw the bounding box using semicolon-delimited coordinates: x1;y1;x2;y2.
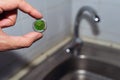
21;42;120;80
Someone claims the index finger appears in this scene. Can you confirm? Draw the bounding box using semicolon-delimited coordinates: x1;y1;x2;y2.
18;0;43;19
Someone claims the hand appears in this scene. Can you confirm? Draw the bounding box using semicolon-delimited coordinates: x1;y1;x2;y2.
0;0;43;51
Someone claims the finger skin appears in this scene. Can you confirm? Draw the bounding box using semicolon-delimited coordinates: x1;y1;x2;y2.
18;0;43;19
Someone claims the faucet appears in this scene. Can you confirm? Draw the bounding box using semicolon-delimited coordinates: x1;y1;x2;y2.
66;6;100;55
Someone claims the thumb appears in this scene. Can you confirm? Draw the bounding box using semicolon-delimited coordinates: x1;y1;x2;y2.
9;32;43;49
0;31;43;51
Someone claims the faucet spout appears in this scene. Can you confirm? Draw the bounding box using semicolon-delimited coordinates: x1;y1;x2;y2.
66;6;100;55
74;6;100;43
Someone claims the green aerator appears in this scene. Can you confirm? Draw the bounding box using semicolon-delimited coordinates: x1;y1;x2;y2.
33;19;46;33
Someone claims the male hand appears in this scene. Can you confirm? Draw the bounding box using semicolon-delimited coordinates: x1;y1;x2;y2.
0;0;43;51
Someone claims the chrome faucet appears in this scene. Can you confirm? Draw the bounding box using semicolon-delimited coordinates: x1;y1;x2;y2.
66;6;100;55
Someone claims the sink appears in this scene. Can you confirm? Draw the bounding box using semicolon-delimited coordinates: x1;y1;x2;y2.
21;42;120;80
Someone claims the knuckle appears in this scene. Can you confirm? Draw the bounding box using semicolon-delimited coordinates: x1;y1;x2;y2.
23;40;33;47
10;22;15;26
6;20;16;27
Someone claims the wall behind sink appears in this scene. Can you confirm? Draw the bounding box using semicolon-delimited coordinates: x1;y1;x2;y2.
72;0;120;44
0;0;72;79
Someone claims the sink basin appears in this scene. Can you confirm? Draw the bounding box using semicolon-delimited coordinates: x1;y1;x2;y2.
21;42;120;80
44;57;119;80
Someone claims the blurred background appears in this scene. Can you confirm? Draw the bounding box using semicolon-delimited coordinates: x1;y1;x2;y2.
0;0;120;79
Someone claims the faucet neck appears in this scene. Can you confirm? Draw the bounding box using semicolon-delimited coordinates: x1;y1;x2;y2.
74;6;100;43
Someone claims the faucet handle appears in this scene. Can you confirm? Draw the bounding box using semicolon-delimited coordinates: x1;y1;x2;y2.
65;41;83;54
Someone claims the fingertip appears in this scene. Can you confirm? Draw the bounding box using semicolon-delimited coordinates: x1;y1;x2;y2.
33;10;43;19
28;8;43;19
34;32;43;39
